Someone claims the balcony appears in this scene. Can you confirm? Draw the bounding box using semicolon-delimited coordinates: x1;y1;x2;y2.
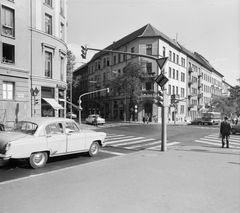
188;67;194;73
141;90;155;96
197;93;203;99
198;74;202;78
142;72;156;78
188;104;194;109
188;80;193;85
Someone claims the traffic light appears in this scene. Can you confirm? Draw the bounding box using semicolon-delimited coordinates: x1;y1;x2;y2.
81;45;87;59
154;90;164;107
34;99;39;105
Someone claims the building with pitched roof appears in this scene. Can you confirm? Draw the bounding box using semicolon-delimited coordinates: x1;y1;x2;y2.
73;24;230;122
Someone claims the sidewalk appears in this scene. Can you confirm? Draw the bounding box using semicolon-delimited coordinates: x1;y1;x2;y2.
1;145;239;213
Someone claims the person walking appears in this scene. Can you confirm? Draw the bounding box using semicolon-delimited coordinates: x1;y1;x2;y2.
94;115;98;127
220;117;231;148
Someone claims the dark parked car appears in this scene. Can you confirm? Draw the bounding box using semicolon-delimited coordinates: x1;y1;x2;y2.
231;124;240;134
190;118;202;125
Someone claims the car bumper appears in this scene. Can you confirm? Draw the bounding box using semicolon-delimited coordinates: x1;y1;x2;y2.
0;153;12;160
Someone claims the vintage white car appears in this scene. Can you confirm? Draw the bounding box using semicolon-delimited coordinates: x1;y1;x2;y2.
0;117;106;169
85;114;105;125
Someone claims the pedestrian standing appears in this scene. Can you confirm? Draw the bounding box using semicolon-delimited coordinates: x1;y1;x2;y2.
146;115;149;124
94;115;98;127
142;116;145;124
220;117;231;148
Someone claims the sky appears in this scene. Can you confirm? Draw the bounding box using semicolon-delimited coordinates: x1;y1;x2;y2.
67;0;240;86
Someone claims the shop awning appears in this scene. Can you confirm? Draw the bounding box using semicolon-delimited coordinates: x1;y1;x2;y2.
42;98;64;110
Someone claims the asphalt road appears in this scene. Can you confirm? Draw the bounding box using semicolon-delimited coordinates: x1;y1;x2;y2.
0;123;222;183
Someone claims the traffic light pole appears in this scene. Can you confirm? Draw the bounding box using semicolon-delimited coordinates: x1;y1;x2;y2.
161;87;168;151
78;88;109;125
84;46;168;151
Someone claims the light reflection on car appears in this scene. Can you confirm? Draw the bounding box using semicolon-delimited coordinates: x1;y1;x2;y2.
0;117;106;169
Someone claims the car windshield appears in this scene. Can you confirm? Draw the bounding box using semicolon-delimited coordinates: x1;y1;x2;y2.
12;121;38;135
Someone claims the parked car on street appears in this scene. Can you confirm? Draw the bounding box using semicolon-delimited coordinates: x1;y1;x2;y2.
231;124;240;134
86;115;105;125
190;118;202;125
0;117;106;169
66;112;77;119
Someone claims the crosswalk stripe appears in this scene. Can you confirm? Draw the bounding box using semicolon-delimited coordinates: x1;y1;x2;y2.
105;137;144;144
195;140;240;149
125;141;160;149
100;150;126;156
111;138;155;147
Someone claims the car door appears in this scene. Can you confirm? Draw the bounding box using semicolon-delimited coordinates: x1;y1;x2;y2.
45;122;67;155
65;122;86;152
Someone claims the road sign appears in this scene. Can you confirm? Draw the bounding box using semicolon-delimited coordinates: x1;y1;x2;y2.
156;57;168;70
155;73;169;87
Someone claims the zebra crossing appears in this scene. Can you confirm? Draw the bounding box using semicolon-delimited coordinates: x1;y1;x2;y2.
104;133;180;150
194;133;240;150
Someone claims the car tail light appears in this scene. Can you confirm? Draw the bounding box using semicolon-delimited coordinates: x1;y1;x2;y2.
5;143;11;151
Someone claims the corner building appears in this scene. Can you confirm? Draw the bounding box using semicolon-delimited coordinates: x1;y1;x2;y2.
74;24;228;123
0;0;68;128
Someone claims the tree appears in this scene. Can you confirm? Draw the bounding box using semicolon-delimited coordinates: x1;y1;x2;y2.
211;85;240;117
107;62;146;120
66;50;81;100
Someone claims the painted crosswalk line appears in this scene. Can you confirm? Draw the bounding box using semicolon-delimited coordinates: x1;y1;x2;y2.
104;133;180;150
194;133;240;150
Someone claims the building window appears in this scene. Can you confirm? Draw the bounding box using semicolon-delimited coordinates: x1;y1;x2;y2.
169;68;171;78
180;105;184;114
60;0;65;16
168;84;171;95
146;82;152;90
131;47;135;58
181;72;185;82
181;57;185;67
146;63;152;73
173;53;175;63
45;14;52;35
146;44;152;55
169;51;172;61
45;0;52;7
181;88;184;97
1;6;15;37
3;81;14;100
107;57;110;66
113;55;116;65
45;51;52;78
118;54;121;63
2;43;15;64
177;55;179;64
173;69;175;79
163;47;165;57
60;56;64;81
60;23;64;40
176;86;178;95
176;70;179;80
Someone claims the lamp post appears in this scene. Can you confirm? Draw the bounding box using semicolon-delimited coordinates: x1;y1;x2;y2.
78;88;109;124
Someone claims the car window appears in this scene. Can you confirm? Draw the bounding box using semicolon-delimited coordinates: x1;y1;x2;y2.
12;121;38;135
45;123;64;135
65;122;80;133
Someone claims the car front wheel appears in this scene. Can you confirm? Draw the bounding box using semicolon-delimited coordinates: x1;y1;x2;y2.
88;142;100;157
29;152;48;169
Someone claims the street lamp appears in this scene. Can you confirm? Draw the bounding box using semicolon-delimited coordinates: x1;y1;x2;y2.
78;88;109;124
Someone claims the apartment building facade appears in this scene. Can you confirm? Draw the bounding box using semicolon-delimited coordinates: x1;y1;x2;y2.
73;24;230;122
0;0;68;127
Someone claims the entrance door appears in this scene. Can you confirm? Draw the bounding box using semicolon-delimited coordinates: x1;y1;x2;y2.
145;103;152;122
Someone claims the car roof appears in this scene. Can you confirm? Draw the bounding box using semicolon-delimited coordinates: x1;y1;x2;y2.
18;117;75;126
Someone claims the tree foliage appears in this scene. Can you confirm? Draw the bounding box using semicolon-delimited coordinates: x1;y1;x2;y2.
211;85;240;117
66;50;81;99
107;62;146;105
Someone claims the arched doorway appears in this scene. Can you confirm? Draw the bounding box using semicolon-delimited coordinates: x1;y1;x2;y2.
144;103;153;122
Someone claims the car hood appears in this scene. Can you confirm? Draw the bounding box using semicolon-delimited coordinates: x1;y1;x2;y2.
0;132;28;149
